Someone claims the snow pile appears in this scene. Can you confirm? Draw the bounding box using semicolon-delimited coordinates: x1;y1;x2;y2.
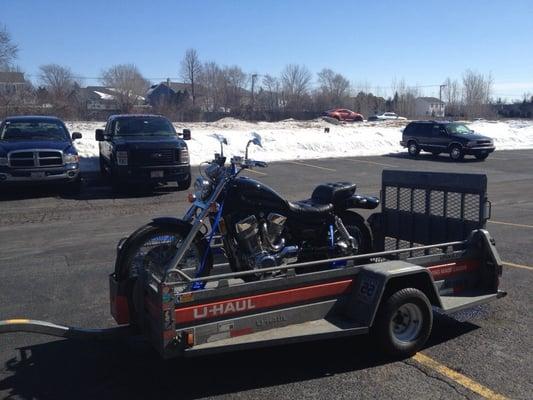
66;119;533;172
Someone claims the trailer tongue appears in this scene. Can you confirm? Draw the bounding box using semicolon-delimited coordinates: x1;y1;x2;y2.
0;171;507;359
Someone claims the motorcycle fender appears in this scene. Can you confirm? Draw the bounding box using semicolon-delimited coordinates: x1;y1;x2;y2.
345;195;380;210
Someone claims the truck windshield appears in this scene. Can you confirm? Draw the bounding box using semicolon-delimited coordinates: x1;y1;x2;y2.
114;117;176;136
0;121;69;141
446;123;473;135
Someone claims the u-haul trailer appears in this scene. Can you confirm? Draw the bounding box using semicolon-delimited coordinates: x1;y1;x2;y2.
0;171;506;359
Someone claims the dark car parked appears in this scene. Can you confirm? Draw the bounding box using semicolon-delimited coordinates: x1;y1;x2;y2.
0;116;82;191
400;120;495;161
96;114;192;190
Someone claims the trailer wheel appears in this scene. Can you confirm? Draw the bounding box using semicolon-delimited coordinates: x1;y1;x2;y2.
374;288;432;357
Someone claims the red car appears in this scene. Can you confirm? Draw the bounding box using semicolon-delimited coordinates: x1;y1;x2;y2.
323;108;364;122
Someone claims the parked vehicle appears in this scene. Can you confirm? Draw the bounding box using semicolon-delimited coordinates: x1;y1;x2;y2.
400;120;495;160
0;116;82;192
116;133;379;289
323;108;364;122
368;112;407;121
96;114;192;190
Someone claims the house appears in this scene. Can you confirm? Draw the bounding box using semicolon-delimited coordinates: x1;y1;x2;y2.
415;97;445;118
0;71;27;94
145;81;189;107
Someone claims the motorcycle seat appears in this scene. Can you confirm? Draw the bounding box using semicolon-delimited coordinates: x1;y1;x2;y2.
311;182;357;205
288;199;334;218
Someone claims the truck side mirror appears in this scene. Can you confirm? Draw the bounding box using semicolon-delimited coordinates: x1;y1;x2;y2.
72;132;82;140
182;129;191;140
95;129;105;141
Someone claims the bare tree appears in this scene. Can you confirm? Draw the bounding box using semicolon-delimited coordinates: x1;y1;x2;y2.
101;64;149;113
220;66;248;111
462;69;493;118
0;24;18;71
281;64;312;112
180;48;202;107
199;61;223;111
317;68;350;108
390;78;419;118
442;77;461;117
258;74;281;111
38;64;77;115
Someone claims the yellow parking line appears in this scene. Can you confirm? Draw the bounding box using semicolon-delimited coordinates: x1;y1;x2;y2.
345;158;398;168
502;261;533;271
286;161;336;172
412;353;509;400
488;220;533;229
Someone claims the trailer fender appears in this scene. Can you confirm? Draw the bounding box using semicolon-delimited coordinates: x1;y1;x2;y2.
346;260;441;327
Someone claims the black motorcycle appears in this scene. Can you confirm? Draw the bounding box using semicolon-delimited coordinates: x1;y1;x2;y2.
115;133;379;292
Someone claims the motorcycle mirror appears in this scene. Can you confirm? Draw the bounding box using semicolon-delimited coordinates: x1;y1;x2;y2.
251;132;263;148
213;134;228;156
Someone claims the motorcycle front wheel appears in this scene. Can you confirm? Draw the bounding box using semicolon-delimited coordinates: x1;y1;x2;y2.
115;222;213;319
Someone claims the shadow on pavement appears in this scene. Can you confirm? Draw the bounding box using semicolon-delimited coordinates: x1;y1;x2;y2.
0;314;478;400
385;152;485;164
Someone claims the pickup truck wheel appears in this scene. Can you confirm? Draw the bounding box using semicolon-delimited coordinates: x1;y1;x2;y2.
374;288;432;358
407;141;420;157
177;175;191;191
449;145;464;161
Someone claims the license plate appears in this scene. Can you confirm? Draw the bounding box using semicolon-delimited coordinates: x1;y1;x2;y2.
150;171;164;178
30;172;46;179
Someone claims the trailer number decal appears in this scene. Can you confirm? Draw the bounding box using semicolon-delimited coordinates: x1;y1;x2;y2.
357;278;379;304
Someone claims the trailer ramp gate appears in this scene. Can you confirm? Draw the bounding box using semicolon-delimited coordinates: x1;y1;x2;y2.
371;170;489;253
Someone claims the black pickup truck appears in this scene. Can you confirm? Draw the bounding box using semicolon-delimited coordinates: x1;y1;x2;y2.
0;115;82;191
96;114;192;190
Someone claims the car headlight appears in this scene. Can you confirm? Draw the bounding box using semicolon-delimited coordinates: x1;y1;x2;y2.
64;153;79;164
116;151;128;166
194;177;213;200
0;157;7;166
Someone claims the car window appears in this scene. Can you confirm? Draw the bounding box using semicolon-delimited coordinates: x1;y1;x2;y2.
0;121;69;141
446;123;473;135
113;117;176;136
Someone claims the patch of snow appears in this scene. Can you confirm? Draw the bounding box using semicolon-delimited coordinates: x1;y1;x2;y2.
93;91;115;100
65;119;533;172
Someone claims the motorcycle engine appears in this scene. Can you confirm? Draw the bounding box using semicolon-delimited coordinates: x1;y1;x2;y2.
234;213;298;270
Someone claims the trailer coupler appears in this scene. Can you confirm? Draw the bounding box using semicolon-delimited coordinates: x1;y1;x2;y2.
0;319;133;340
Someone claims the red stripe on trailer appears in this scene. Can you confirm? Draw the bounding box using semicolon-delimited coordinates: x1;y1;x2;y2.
230;327;254;337
428;260;480;280
175;279;354;324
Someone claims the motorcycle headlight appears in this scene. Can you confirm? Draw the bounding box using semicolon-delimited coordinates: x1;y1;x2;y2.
64;153;79;164
0;157;7;166
194;177;213;200
116;151;128;166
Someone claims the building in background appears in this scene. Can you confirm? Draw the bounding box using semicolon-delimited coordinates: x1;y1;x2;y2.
415;97;445;118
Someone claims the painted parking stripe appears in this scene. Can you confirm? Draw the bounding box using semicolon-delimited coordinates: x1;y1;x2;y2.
488;220;533;229
412;353;509;400
286;161;337;172
502;261;533;271
345;158;398;168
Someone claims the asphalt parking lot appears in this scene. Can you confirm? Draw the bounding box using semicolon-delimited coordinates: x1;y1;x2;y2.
0;149;532;400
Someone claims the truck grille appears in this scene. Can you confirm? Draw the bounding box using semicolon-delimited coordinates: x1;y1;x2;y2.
8;150;63;168
130;149;177;166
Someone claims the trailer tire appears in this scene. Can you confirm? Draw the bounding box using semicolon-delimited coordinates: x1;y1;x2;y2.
374;288;432;358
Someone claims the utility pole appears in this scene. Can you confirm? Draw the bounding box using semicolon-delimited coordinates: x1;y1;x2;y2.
439;84;447;118
251;74;258;112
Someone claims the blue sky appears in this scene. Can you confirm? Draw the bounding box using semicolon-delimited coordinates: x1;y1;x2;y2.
2;0;533;99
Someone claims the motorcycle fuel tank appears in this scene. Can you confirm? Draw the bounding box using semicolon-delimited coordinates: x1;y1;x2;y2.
227;176;288;211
